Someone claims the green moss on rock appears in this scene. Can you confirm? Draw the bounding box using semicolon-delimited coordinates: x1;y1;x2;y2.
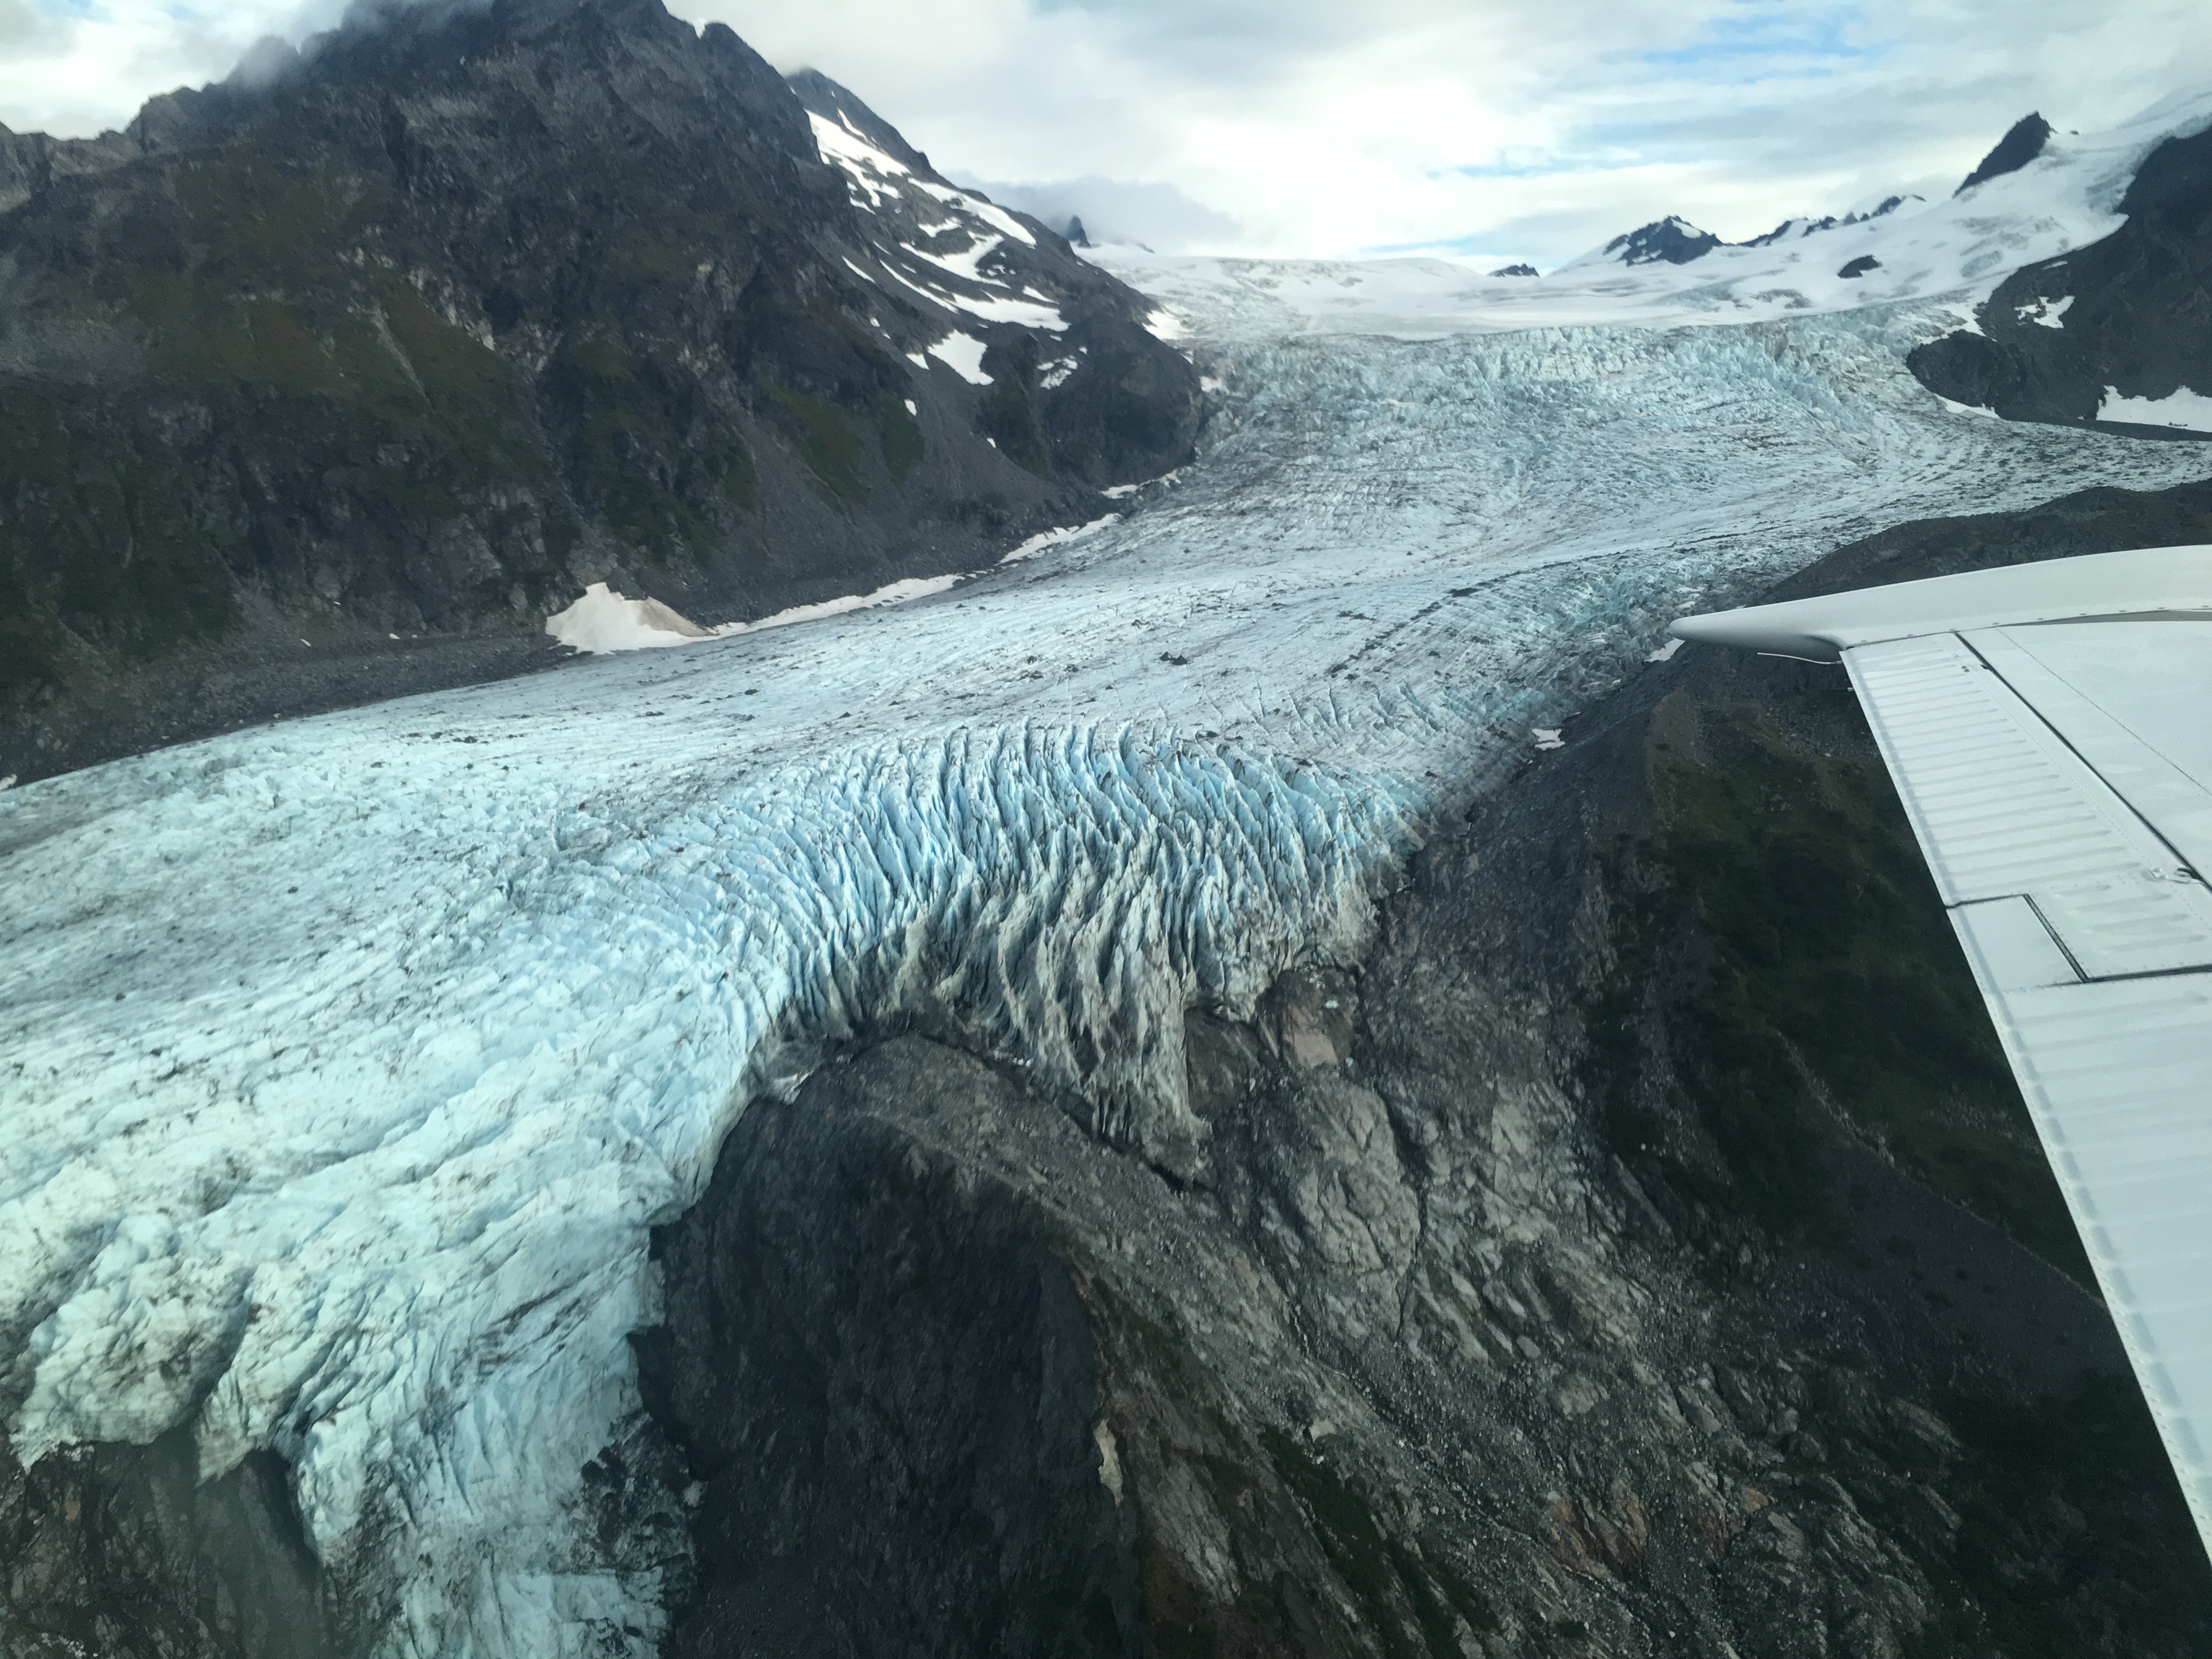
766;384;869;506
877;394;923;484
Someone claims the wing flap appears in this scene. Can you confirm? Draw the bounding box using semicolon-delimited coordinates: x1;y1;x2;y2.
1673;552;2212;1565
1846;631;2212;978
1843;629;2212;1557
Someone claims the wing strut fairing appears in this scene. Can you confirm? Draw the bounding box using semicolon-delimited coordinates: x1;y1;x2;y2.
1672;545;2212;1561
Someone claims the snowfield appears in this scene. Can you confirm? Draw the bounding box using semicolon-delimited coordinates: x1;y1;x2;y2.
1093;88;2212;346
7;94;2212;1659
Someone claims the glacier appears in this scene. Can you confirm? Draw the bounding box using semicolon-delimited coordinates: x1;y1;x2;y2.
10;99;2212;1656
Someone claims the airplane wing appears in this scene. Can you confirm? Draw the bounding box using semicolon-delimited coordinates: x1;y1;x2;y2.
1671;544;2212;1560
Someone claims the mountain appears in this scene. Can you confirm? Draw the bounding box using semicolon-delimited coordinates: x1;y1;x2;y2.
1385;98;2207;341
1582;195;1917;273
1599;214;1720;266
0;0;1200;784
1909;121;2212;433
1569;109;2072;279
1957;112;2053;194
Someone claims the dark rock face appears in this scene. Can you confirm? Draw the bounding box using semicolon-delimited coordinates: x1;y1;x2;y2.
0;0;1200;784
1601;216;1719;266
1957;113;2052;195
1837;255;1880;278
1068;215;1093;248
640;478;2212;1658
1;1427;332;1659
1489;263;1539;278
644;1060;1147;1658
1909;122;2212;431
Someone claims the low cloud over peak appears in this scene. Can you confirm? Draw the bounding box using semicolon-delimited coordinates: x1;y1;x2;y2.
7;0;2212;261
950;174;1241;252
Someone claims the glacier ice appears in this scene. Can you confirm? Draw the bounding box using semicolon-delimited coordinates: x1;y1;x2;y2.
8;263;2212;1656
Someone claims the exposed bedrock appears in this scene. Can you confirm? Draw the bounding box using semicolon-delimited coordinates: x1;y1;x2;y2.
0;1429;333;1659
640;483;2212;1657
1908;121;2212;431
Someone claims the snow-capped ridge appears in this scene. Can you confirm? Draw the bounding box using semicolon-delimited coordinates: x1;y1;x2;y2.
1600;215;1719;267
1563;100;2163;284
803;104;1067;338
1102;88;2212;340
1739;196;1912;249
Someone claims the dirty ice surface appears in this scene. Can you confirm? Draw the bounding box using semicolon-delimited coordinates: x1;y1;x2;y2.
12;112;2212;1659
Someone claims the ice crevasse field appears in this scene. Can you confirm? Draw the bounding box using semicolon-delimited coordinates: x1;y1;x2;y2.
5;90;2212;1657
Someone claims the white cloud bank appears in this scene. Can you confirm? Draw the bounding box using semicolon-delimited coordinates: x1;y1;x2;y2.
6;1;2212;263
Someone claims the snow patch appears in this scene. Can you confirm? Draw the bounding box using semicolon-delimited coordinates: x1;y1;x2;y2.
2018;294;2074;328
808;110;909;209
1645;637;1683;663
1932;393;2002;420
546;583;711;653
953;193;1036;247
926;332;993;385
2098;385;2212;432
716;575;965;635
998;514;1122;564
900;234;1003;287
1532;727;1565;750
547;518;1130;656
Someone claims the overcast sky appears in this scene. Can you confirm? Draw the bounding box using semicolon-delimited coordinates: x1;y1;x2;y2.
4;1;2210;263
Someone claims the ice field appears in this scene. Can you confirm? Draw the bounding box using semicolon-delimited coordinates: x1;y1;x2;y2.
9;99;2212;1657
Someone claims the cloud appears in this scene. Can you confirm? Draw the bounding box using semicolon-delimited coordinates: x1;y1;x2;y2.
721;0;2212;259
5;0;2212;263
950;174;1242;250
0;0;58;54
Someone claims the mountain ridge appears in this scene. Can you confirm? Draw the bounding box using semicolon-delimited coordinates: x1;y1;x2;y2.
1570;108;2066;276
1907;120;2212;431
0;0;1200;783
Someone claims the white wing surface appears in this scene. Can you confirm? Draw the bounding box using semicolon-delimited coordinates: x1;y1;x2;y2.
1673;545;2212;1561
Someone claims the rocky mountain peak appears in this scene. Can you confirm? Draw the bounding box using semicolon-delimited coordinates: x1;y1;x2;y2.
1956;111;2052;195
785;65;935;174
1602;214;1721;266
0;0;1200;782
